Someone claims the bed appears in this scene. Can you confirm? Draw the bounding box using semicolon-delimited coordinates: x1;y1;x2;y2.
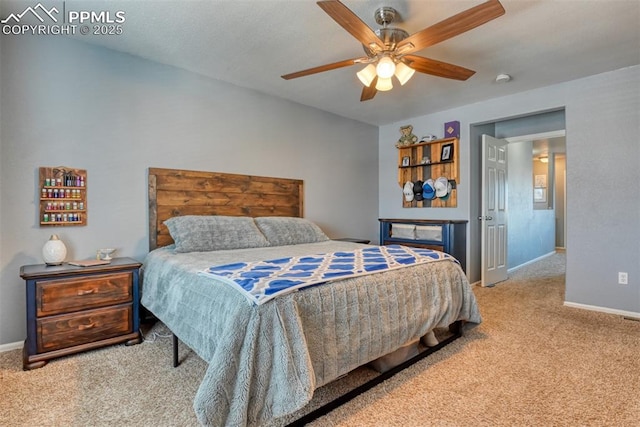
141;167;481;427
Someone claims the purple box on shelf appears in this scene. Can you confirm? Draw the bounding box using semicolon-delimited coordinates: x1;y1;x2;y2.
444;121;460;138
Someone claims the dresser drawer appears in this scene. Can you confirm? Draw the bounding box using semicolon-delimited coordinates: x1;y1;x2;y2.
36;272;133;317
37;304;132;353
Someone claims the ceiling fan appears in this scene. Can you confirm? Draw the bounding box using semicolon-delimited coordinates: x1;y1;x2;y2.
282;0;505;101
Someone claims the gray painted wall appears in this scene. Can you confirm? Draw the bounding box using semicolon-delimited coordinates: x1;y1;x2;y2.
0;36;379;345
495;110;566;139
379;65;640;314
507;141;555;268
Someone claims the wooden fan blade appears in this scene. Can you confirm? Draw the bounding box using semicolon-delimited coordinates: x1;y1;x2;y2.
404;55;476;80
360;76;378;101
281;57;365;80
317;0;384;50
397;0;505;54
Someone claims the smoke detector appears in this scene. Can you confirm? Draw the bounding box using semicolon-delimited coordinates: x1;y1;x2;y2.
495;73;512;83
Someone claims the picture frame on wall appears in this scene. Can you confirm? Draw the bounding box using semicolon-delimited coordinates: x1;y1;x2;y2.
534;187;547;203
401;156;410;167
440;143;454;162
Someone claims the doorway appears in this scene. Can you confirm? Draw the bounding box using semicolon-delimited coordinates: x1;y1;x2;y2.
469;109;567;286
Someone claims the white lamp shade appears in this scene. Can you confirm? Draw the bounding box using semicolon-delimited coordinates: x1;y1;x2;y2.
356;64;377;87
376;56;396;79
394;62;415;85
375;77;393;91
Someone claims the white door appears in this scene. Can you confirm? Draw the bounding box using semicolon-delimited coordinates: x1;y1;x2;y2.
481;135;508;286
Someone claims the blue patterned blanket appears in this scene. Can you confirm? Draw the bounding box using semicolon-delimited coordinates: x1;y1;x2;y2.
199;245;455;305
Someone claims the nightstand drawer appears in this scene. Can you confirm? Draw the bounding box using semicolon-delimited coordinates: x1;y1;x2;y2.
36;272;133;317
37;304;132;352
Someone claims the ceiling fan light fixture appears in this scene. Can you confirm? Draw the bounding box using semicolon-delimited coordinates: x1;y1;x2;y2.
375;76;393;91
283;0;506;102
376;56;396;79
356;64;377;87
394;62;415;85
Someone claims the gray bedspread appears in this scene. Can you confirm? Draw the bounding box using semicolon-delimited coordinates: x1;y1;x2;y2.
141;241;481;426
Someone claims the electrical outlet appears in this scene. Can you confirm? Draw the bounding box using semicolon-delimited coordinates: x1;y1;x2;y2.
618;272;628;285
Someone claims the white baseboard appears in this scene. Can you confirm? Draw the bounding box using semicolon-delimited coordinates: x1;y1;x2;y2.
0;341;23;353
507;251;556;274
563;301;640;320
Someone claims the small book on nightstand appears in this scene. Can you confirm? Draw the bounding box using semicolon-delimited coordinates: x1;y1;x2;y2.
67;259;112;267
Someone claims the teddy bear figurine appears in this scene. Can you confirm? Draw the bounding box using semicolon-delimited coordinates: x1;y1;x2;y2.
396;125;418;148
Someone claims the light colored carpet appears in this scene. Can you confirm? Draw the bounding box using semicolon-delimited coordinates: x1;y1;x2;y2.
1;252;638;426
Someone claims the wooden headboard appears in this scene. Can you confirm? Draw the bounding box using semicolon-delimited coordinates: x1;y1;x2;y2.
148;168;304;250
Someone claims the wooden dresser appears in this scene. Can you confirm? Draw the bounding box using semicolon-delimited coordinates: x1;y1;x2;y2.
20;257;142;370
379;218;467;272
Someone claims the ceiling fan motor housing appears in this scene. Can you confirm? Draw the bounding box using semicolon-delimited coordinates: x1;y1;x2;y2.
374;28;409;48
364;7;409;56
375;6;397;26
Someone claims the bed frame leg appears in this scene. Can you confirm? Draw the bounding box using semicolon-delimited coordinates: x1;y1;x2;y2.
173;333;180;367
450;320;465;337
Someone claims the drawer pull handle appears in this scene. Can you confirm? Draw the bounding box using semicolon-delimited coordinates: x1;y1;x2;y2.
77;288;97;296
78;323;95;330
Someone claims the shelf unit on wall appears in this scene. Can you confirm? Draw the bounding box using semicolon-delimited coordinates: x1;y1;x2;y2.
397;137;459;208
39;166;87;226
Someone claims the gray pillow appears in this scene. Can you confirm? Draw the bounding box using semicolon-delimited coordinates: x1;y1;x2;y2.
254;216;330;247
164;215;269;253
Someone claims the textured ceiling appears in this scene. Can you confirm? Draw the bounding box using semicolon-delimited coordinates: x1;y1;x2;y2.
23;1;640;125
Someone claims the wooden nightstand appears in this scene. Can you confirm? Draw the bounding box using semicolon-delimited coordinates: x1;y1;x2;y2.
20;257;142;370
